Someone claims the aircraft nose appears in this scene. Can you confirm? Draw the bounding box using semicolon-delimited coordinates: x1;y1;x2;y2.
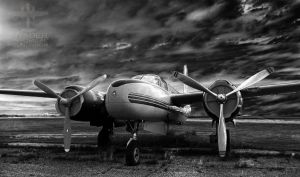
105;80;137;120
107;88;127;103
107;81;131;103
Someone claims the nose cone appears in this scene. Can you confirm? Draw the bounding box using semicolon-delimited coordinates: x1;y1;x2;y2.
107;79;149;103
107;80;131;104
105;80;140;120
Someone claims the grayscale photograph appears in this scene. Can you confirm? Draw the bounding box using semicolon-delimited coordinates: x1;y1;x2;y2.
0;0;299;176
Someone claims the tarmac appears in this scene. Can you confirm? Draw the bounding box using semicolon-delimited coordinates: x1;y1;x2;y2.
1;117;300;176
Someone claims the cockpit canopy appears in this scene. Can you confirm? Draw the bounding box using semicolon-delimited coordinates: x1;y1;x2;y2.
132;74;178;93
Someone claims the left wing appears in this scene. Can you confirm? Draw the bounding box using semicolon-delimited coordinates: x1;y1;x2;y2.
0;89;57;98
170;82;300;106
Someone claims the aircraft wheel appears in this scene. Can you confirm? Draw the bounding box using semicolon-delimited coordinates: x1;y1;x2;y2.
125;139;140;166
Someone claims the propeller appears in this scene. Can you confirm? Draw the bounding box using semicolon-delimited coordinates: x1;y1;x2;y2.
33;80;64;100
69;75;107;102
218;104;226;157
64;107;71;152
173;68;274;157
173;71;217;97
34;75;107;152
226;67;274;97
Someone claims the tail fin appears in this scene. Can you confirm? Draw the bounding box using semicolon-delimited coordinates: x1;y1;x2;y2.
183;64;188;93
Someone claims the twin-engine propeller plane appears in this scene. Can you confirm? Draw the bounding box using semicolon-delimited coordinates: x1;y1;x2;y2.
1;66;300;165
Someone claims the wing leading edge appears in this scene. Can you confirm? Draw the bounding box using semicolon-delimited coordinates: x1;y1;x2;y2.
1;82;300;103
0;89;57;98
241;82;300;98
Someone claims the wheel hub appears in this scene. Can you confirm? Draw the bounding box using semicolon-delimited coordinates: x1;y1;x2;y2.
134;148;139;162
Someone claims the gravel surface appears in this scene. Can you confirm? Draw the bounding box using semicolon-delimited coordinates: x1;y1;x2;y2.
1;147;300;177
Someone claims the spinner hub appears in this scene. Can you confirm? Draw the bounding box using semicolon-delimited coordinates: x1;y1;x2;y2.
203;80;240;119
56;89;83;117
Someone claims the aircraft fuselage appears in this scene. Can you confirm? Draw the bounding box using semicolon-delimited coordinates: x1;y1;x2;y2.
106;79;186;123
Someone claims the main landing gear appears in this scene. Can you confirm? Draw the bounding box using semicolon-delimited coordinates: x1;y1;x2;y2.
225;129;231;156
97;126;113;147
97;120;141;165
125;121;140;166
97;120;113;148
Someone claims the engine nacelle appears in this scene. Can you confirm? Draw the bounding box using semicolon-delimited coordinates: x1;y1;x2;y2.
203;80;243;122
56;85;108;126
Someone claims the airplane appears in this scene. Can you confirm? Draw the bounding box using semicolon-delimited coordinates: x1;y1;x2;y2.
1;65;300;165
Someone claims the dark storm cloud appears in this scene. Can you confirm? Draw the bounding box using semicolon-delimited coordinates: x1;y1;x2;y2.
0;0;299;115
0;0;246;83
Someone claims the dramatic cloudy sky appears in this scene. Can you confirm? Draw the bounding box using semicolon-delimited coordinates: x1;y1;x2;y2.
0;0;299;115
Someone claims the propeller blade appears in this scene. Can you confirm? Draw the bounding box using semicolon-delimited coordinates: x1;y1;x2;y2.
69;74;107;102
64;107;71;152
34;80;62;99
226;67;274;97
217;104;227;158
173;71;217;97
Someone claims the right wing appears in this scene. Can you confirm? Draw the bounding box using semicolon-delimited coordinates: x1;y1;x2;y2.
0;89;57;98
241;82;300;98
170;82;300;106
170;92;204;106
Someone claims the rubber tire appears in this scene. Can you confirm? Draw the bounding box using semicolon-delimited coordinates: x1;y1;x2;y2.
125;139;140;166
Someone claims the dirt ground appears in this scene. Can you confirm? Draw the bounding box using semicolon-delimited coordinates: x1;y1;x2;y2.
1;147;300;177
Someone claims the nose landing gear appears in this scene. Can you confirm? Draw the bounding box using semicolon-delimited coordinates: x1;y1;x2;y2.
125;121;140;165
126;133;140;165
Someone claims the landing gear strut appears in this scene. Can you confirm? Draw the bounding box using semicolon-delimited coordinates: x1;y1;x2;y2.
226;129;231;156
97;126;112;148
97;119;113;148
125;121;140;166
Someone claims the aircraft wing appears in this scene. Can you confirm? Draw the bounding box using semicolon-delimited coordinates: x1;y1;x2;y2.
170;92;204;105
0;89;57;98
170;82;300;106
241;82;300;98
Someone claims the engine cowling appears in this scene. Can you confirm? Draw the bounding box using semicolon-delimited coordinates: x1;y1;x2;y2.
55;85;108;126
203;80;243;122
